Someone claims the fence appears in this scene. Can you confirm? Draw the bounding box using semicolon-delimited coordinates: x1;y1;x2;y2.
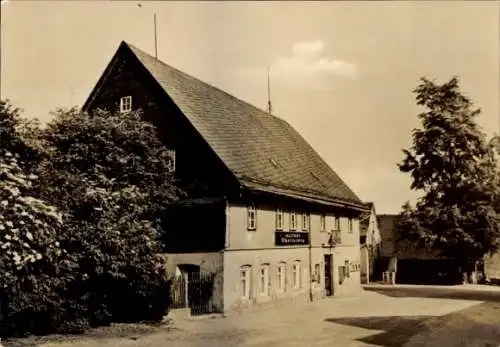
170;272;217;316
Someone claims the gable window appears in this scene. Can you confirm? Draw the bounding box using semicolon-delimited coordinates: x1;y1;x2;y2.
240;266;251;299
348;218;353;233
334;216;340;231
276;208;283;230
292;261;301;289
259;264;270;296
247;205;256;231
301;213;309;231
290;210;297;230
320;214;326;232
166;149;176;172
277;262;286;293
119;96;132;113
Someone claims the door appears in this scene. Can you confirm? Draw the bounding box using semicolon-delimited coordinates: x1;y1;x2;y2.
324;254;333;296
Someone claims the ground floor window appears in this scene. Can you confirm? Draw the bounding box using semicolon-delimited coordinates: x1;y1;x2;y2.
240;266;251;298
292;261;301;289
260;264;270;296
277;262;286;292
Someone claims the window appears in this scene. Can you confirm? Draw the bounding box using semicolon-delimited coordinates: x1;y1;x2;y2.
290;210;297;230
276;208;283;230
313;263;321;283
345;260;350;278
119;96;132;113
348;218;353;233
166;149;176;172
334;216;340;231
277;262;286;292
292;261;301;289
320;214;326;232
247;205;256;230
259;264;270;296
301;213;309;231
240;266;251;298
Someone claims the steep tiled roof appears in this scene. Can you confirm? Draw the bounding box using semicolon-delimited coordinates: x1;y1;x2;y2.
89;41;364;208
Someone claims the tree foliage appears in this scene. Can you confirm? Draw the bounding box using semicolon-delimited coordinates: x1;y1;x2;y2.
397;77;500;267
1;102;180;337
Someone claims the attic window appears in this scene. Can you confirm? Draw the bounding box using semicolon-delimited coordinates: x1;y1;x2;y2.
120;96;132;113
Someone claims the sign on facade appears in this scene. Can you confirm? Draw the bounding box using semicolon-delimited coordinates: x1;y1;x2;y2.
275;232;309;246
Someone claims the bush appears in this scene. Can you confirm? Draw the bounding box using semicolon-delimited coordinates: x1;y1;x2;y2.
0;104;178;337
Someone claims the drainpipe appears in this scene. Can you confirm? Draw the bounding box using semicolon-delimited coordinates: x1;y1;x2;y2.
224;197;230;249
308;212;313;302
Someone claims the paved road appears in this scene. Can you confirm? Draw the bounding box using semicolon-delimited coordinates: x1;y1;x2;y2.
33;285;500;347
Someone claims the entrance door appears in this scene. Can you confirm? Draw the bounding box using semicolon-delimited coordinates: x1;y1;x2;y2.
324;254;333;296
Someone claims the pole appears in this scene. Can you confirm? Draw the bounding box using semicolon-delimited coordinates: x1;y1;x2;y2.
267;66;272;114
154;13;158;59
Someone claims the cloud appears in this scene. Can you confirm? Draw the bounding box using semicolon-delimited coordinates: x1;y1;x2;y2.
235;40;358;91
275;40;357;80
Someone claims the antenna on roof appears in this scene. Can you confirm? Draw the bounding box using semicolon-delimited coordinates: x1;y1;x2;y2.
138;3;158;59
267;66;273;115
153;13;158;59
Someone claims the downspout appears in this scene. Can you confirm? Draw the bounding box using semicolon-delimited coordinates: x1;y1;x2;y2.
224;197;230;249
308;212;313;302
222;197;230;316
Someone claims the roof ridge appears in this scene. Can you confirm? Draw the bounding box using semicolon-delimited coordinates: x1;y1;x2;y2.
124;41;286;123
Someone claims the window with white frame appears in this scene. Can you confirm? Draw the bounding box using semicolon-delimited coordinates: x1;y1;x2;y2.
240;266;251;299
276;208;284;230
247;205;256;230
259;264;270;296
301;213;309;231
292;261;301;289
348;218;353;233
277;262;286;293
119;96;132;113
334;216;340;231
166;149;176;173
320;214;326;232
290;210;297;230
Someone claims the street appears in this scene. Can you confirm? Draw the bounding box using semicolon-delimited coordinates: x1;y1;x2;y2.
22;285;500;347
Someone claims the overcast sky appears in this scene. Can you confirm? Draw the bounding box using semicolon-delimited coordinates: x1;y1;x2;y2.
1;1;499;214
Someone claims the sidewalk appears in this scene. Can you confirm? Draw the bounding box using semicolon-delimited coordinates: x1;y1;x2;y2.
364;283;500;291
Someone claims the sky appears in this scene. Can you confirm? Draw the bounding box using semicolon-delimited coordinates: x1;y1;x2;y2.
1;1;499;214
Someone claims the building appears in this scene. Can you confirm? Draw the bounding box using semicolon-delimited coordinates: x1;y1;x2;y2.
375;214;462;285
82;41;368;315
359;202;381;284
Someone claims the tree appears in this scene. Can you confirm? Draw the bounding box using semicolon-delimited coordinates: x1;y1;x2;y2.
34;108;181;326
0;100;71;337
397;77;500;281
0;100;42;168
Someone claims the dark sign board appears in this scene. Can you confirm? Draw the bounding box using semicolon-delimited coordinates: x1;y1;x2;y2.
275;231;309;246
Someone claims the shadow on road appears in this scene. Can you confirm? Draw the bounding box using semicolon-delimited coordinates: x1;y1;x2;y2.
325;315;431;347
326;301;500;347
363;286;500;303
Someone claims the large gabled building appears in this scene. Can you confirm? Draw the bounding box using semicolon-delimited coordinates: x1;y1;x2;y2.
83;41;368;314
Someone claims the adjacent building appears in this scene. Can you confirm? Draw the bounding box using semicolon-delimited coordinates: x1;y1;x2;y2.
359;202;381;284
376;214;461;285
82;41;368;315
